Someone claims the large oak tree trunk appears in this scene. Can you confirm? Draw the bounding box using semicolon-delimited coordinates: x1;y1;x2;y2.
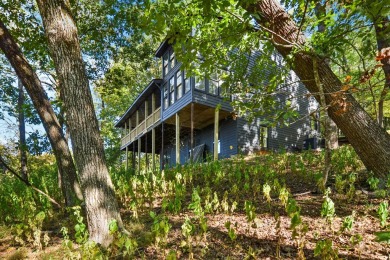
244;0;390;177
36;0;124;247
0;19;82;206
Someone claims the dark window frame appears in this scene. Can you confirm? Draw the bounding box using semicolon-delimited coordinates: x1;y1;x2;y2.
163;83;169;110
163;53;169;77
184;71;191;93
169;76;175;105
176;70;183;100
194;74;206;92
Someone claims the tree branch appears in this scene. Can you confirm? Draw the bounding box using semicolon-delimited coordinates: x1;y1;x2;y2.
0;154;62;209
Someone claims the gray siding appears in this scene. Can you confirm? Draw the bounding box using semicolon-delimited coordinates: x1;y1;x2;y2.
193;90;232;112
163;117;238;166
162;91;192;121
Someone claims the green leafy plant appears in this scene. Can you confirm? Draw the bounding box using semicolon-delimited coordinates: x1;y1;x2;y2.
109;219;138;258
244;200;256;224
367;175;380;190
375;231;390;243
321;188;335;223
150;211;171;247
263;183;272;204
314;239;338;259
378;201;388;228
341;211;355;232
72;206;88;244
13;210;47;249
188;188;203;217
181;216;195;258
224;221;237;241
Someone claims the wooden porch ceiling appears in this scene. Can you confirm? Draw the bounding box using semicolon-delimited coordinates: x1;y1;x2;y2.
164;103;232;129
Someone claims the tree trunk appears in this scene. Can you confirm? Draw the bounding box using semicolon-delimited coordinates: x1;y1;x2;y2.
313;58;331;191
373;16;390;128
36;0;124;247
0;19;82;206
314;1;339;150
244;0;390;178
18;79;28;181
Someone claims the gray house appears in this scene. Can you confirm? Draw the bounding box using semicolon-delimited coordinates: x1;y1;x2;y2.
115;40;319;171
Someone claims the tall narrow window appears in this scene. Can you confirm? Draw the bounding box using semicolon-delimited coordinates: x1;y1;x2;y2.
170;77;175;105
176;71;183;100
163;53;169;76
163;83;168;109
184;71;191;93
209;71;221;95
169;49;175;70
260;126;268;149
195;75;205;91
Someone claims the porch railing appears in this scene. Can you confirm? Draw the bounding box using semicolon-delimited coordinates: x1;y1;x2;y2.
120;107;161;148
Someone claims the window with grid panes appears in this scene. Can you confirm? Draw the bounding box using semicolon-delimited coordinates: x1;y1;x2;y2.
195;75;205;91
184;71;191;93
163;53;169;76
163;83;168;109
176;71;183;100
169;49;175;70
209;71;221;95
170;77;175;105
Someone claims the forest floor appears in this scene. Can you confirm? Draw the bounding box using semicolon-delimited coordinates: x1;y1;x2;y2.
1;153;390;259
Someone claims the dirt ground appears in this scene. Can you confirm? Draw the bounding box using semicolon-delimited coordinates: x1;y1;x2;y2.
1;191;389;259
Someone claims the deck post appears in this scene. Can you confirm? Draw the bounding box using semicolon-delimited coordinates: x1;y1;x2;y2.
124;122;127;136
136;110;139;136
176;113;180;165
125;146;128;171
190;103;194;162
136;109;141;173
132;141;135;171
138;137;141;174
214;107;219;160
145;100;149;170
161;122;164;170
152;93;156;172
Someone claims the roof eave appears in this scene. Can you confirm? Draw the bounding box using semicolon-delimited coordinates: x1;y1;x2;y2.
114;79;163;128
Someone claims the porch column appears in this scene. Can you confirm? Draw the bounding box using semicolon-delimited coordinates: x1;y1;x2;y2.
152;93;156;171
214;107;219;160
125;146;128;171
124;122;127;136
136;109;141;173
138;138;141;174
132;141;136;171
136;110;139;136
176;113;180;165
145;100;149;170
161;122;164;170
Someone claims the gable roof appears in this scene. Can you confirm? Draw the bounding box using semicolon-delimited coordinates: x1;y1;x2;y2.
114;79;162;127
